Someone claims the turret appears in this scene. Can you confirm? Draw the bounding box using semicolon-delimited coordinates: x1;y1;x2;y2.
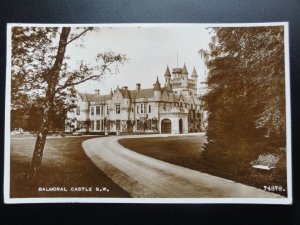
182;63;188;75
164;66;171;85
191;66;198;90
153;76;161;99
182;63;188;88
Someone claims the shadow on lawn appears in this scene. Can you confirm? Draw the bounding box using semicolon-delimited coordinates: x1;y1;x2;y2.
10;136;130;198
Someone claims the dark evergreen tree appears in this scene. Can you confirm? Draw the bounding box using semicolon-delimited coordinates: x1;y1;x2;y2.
200;26;285;166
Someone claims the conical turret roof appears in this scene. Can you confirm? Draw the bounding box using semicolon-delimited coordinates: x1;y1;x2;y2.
153;76;161;91
191;66;198;77
182;63;188;75
164;66;171;77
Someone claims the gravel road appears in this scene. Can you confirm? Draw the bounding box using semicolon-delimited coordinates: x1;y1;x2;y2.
82;134;282;198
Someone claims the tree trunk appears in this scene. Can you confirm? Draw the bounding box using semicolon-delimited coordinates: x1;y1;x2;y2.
28;27;71;179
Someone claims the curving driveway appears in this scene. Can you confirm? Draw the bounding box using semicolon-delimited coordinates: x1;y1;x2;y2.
82;134;282;198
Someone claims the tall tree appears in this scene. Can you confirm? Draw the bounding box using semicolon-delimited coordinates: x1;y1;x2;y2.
11;26;128;178
200;26;285;164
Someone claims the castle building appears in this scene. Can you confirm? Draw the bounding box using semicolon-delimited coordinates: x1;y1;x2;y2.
66;64;205;134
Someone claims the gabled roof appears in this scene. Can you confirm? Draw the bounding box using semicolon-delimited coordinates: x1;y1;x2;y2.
78;92;112;102
182;95;192;103
130;88;154;99
78;92;95;102
94;94;112;101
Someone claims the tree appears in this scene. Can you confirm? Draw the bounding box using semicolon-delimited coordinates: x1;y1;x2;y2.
199;26;285;165
11;26;128;178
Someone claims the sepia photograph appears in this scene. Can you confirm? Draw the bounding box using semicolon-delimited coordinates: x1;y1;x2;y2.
4;23;291;204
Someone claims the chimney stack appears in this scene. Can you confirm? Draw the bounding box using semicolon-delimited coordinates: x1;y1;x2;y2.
136;83;141;92
95;89;100;95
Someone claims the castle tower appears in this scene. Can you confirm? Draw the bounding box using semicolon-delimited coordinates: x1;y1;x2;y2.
172;67;182;79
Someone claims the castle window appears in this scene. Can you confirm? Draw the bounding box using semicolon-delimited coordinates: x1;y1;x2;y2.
163;104;166;110
107;106;109;114
116;120;120;130
131;107;133;113
101;105;104;115
116;104;120;114
137;106;139;114
180;102;182;108
141;104;145;113
148;105;151;113
96;120;100;130
76;107;80;115
91;107;94;115
96;106;100;115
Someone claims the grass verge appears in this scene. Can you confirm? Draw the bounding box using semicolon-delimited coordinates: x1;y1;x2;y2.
118;135;287;196
10;136;130;198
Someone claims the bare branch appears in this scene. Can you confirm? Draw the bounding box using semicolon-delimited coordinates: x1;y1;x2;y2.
54;63;110;93
55;51;127;93
66;27;93;45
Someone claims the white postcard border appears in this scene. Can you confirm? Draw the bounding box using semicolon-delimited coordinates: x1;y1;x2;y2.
4;22;292;204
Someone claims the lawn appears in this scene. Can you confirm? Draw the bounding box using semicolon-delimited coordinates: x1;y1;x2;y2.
10;136;130;198
118;135;287;196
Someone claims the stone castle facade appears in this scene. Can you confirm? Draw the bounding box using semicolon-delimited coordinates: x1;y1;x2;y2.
66;64;205;134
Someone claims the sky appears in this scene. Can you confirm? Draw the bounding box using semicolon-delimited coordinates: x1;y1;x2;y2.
65;25;212;95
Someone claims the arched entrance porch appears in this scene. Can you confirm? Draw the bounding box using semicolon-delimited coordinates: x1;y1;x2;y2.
161;119;171;134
